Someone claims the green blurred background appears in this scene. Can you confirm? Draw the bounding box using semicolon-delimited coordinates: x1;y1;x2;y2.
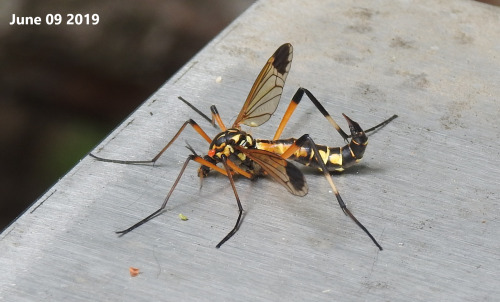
0;0;254;229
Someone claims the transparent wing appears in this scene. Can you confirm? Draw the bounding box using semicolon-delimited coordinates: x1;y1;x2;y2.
233;43;293;128
236;146;308;196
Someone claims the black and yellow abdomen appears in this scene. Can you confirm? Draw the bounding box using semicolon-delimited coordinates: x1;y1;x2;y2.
256;138;367;172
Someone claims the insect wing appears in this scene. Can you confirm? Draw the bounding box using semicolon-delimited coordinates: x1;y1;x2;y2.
236;147;308;196
233;43;293;128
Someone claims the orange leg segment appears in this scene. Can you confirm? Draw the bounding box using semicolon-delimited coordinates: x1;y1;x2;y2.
90;119;212;164
273;88;349;141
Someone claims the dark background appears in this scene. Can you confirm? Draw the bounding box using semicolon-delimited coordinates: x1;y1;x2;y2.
1;0;498;230
0;0;253;229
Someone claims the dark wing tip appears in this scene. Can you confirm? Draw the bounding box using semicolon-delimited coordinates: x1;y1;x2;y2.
272;43;293;75
285;161;308;196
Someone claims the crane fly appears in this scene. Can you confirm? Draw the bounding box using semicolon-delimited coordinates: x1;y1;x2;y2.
90;43;397;250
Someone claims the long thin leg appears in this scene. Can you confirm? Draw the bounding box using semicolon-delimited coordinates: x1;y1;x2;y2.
177;96;228;131
274;88;348;141
210;105;227;131
358;114;398;137
215;155;244;248
178;96;216;128
281;134;383;250
274;87;397;140
90;119;212;164
116;154;230;235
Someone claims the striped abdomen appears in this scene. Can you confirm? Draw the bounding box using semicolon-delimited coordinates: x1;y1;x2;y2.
255;138;366;172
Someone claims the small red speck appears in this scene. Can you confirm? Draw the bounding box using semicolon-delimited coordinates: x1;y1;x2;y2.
208;149;215;157
129;267;140;277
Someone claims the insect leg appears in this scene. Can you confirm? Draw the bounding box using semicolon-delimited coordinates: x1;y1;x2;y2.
116;154;229;235
273;88;349;141
225;159;253;179
274;88;397;140
210;105;227;131
280;134;383;250
177;96;217;128
90;119;212;164
359;114;398;136
215;155;244;248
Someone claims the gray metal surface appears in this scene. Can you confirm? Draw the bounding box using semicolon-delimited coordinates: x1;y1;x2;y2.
1;0;499;300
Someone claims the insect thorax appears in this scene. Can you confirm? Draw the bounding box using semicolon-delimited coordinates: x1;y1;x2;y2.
209;128;255;160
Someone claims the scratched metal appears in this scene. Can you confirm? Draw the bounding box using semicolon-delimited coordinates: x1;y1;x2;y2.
1;0;499;301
